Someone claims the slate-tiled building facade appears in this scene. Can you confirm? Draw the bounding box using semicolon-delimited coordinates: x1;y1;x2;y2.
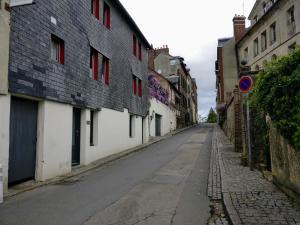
0;0;151;192
9;0;150;115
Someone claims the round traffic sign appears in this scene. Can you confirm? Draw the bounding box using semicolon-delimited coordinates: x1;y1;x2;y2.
238;76;253;93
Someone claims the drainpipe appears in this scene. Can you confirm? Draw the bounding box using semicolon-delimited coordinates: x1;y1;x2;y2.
0;164;3;203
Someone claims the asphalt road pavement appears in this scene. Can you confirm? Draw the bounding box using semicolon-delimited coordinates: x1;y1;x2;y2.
0;124;213;225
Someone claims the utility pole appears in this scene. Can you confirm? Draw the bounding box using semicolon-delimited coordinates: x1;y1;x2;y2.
246;94;253;171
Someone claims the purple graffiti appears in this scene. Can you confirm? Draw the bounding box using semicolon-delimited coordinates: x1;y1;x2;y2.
148;73;169;105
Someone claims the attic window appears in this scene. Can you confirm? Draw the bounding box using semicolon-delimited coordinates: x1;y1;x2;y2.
170;59;176;65
262;2;267;12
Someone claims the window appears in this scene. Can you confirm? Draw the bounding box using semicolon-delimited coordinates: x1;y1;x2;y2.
244;47;249;62
261;31;267;51
170;59;176;65
138;42;142;61
270;22;276;45
254;15;258;22
90;47;98;80
287;6;295;25
103;2;110;29
90;111;94;146
91;0;99;20
102;56;109;85
133;35;137;56
253;38;259;57
271;54;277;60
138;79;142;97
262;2;267;12
288;42;296;52
51;35;64;64
287;6;295;35
90;110;98;146
132;75;137;95
129;115;135;138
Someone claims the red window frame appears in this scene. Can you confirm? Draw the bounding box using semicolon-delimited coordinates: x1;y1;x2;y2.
90;48;98;80
138;42;142;61
138;79;142;97
132;76;137;95
133;35;137;56
102;56;109;85
91;0;99;20
51;35;64;65
103;3;110;29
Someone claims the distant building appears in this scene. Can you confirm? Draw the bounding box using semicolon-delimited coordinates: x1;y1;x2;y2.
148;46;197;128
148;69;180;137
191;79;198;124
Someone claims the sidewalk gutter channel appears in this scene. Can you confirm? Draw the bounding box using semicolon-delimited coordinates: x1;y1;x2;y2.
4;125;196;200
215;126;243;225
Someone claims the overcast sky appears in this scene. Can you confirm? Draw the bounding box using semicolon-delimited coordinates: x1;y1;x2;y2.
120;0;256;117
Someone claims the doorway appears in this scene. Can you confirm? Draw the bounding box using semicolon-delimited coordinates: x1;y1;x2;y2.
9;97;38;185
155;114;162;137
72;108;81;166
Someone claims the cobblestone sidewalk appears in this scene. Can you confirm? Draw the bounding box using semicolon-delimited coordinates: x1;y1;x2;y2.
214;126;300;225
208;128;230;225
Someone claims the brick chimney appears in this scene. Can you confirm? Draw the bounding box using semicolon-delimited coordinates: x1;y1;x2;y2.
233;15;246;43
148;45;169;70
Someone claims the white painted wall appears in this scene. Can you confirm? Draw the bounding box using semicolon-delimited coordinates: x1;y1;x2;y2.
0;98;151;189
0;0;10;94
81;108;147;165
36;101;72;181
149;99;177;138
0;95;10;192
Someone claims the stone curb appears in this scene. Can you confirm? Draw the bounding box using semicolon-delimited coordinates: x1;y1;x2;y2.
214;125;243;225
4;125;196;199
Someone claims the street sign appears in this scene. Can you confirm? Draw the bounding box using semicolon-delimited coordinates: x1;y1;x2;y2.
0;164;3;203
238;76;253;93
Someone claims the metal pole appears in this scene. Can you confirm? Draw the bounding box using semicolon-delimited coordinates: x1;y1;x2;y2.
0;163;3;203
246;97;253;171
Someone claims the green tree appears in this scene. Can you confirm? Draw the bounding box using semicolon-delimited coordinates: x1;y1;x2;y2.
206;108;217;123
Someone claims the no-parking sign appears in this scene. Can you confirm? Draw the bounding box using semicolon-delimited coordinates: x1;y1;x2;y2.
238;76;253;93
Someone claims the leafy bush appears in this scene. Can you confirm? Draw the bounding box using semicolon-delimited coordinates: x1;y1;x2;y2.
250;48;300;150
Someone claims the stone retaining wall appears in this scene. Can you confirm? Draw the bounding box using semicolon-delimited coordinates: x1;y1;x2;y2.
270;125;300;201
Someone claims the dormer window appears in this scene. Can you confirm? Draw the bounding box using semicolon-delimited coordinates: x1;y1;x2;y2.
263;2;267;13
254;15;258;23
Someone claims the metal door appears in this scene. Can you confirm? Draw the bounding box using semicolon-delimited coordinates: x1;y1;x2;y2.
72;108;81;166
9;97;38;184
155;114;162;137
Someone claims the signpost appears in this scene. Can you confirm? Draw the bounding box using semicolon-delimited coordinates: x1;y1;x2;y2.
0;164;3;203
239;76;254;170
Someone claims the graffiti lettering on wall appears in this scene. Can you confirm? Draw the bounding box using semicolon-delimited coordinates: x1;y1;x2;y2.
148;73;169;105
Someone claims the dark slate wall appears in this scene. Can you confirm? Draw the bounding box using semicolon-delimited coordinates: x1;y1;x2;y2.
9;0;149;116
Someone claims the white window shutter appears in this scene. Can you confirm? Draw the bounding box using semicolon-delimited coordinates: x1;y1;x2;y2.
10;0;34;7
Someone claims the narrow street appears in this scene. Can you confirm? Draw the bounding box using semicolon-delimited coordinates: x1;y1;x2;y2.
0;125;213;225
